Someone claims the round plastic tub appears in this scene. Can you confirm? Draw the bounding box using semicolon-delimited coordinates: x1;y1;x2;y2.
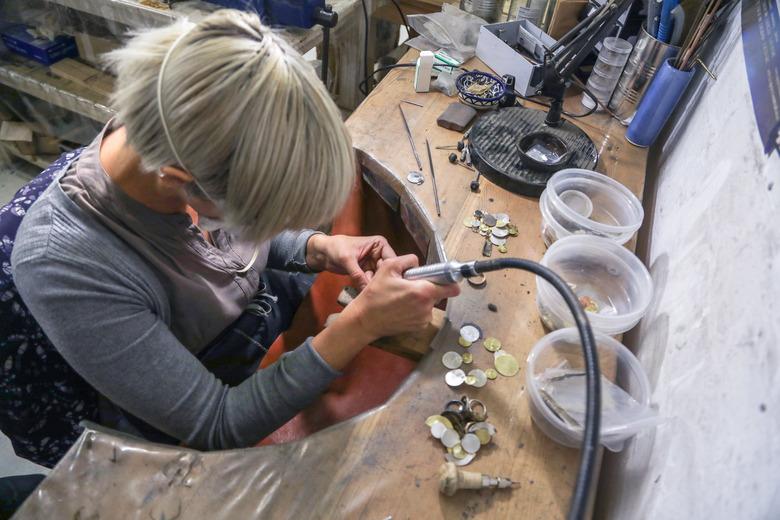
535;235;653;335
526;327;657;451
539;168;644;246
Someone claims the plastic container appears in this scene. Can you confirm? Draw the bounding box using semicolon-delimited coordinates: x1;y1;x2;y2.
526;327;659;451
535;235;653;335
539;168;644;246
582;37;632;111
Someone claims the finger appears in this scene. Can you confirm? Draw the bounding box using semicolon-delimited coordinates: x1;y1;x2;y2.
383;254;419;274
344;256;369;290
429;282;461;301
374;237;396;259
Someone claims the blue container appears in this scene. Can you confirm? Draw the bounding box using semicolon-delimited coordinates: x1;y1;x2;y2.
625;58;695;147
205;0;325;28
0;24;78;65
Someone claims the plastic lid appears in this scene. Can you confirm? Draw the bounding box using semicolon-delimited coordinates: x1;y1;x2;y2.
603;37;633;54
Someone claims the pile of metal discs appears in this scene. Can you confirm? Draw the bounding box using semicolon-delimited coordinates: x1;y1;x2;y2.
441;325;520;386
426;396;497;466
407;171;425;185
462;210;519;257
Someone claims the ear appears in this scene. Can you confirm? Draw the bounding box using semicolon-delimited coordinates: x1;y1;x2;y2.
159;165;194;187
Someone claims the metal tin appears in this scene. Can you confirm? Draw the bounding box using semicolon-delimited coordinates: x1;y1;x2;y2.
609;24;680;125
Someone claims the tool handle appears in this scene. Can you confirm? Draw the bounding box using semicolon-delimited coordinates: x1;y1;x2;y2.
403;261;476;285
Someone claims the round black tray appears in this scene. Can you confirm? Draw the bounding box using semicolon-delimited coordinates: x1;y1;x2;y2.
469;107;599;197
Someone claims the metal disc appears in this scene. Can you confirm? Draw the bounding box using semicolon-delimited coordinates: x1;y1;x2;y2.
469;369;488;388
441;428;460;448
490;235;507;246
462;352;473;364
430;421;448;439
442;351;463;369
495;353;520;377
445;452;476;466
495;212;510;223
485;368;498;380
459;324;482;343
482;214;497;227
492;227;509;238
483;337;502;352
406;171;424;185
464;375;477;386
445;369;466;387
461;433;481;454
426;415;454;430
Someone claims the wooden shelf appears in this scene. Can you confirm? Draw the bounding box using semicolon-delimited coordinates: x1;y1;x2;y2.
0;57;114;123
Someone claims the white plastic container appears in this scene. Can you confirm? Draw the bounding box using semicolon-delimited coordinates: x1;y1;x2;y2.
526;327;658;451
539;168;644;246
536;235;653;335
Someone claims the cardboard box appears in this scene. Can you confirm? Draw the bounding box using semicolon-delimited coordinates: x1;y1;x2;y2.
0;24;78;65
0;121;35;155
74;32;120;68
49;58;115;98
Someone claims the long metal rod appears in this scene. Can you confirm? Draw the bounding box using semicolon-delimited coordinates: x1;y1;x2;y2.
425;138;441;216
399;104;423;170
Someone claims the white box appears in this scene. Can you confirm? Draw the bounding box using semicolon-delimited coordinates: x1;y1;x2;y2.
475;20;557;96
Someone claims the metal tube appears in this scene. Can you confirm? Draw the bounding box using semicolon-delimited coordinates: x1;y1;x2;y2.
399;105;423;170
425;138;441;217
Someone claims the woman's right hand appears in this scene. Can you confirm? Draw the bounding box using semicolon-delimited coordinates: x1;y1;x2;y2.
342;254;461;342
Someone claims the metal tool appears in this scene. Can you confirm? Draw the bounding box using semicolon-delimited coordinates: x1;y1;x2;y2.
399;105;423;170
425;138;441;217
470;170;481;192
403;260;477;285
438;463;517;496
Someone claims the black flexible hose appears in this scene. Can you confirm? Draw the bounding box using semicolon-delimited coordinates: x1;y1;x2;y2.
472;258;601;520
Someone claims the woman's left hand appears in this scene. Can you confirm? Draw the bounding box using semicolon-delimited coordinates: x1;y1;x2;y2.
306;234;397;289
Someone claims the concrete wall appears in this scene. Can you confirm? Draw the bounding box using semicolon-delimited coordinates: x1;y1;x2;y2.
595;6;780;520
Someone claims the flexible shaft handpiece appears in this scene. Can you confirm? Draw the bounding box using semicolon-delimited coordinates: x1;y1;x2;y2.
402;261;478;285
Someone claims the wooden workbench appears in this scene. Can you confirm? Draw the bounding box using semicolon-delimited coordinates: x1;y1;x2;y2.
14;52;647;520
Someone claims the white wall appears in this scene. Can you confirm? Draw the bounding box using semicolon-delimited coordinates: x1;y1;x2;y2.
596;7;780;520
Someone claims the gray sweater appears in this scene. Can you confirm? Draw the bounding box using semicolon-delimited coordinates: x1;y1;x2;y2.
11;154;340;451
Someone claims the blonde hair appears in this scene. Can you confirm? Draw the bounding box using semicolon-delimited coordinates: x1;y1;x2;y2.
105;10;355;243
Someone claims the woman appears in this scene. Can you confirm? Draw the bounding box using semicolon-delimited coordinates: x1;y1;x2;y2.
3;10;459;467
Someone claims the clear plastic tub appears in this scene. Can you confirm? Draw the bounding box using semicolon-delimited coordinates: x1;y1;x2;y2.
535;235;653;335
526;327;659;451
600;37;633;63
539;168;644;246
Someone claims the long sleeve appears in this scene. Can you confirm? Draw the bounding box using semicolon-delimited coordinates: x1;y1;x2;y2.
267;229;323;272
12;251;340;450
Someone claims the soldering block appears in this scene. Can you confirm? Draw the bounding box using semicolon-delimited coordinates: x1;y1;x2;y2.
437;103;477;132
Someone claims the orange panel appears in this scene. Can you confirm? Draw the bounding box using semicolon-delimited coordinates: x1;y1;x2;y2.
258;174;417;445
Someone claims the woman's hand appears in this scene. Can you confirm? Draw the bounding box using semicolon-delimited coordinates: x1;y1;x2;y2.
306;234;397;290
341;254;460;342
312;254;461;369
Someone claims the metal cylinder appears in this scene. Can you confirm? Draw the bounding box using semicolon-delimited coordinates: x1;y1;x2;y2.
460;0;502;23
608;25;680;125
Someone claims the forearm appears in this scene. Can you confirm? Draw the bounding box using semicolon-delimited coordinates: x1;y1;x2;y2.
268;229;323;272
311;304;375;370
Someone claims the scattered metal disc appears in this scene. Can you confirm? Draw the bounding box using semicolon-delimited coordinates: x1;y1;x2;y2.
474;210;484;219
490;235;507;246
445;369;467;387
451;444;467;459
441;428;460;448
462;352;473;364
464;375;478;386
508;224;519;236
468;421;497;437
442;351;463;369
407;171;424;185
483;337;502;352
495;219;508;228
494;213;510;223
460;324;482;343
458;336;473;348
431;421;448;439
482;214;497;227
461;433;481;454
495;353;520;377
498;244;508;254
485;368;498;380
467;273;487;288
426;415;453;430
479;223;490;232
468;369;488;388
492;227;509;238
445;452;476;466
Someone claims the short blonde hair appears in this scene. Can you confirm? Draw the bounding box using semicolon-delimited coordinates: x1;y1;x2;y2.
105;10;355;243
